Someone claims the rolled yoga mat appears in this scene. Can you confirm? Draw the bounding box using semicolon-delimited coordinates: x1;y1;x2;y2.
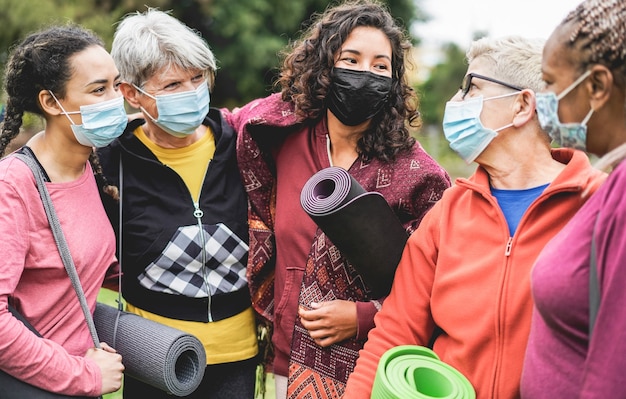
93;303;206;397
372;345;476;399
300;166;409;297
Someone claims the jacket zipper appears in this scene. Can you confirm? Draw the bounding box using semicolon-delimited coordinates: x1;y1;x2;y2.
120;135;217;321
192;200;212;322
461;171;582;398
504;237;513;256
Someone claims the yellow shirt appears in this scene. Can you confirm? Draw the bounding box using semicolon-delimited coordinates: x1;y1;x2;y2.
129;126;258;364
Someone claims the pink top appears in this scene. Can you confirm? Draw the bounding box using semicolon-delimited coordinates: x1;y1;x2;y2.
0;153;118;396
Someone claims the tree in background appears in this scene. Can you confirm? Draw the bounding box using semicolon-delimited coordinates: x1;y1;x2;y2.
152;0;427;108
0;0;425;108
416;43;467;127
2;0;482;179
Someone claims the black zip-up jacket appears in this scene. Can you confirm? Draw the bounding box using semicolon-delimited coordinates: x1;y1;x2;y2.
98;108;250;322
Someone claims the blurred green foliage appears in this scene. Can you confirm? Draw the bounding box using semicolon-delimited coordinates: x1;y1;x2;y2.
0;0;476;178
414;42;475;180
0;0;425;108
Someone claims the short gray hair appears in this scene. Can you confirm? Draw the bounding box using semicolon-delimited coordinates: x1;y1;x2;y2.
111;8;217;89
467;35;545;93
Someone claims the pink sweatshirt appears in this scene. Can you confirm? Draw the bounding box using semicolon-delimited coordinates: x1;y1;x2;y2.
0;154;118;396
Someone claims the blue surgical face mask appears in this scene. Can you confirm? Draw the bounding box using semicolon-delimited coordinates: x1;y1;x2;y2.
536;70;593;151
134;81;210;138
442;92;517;163
50;92;128;148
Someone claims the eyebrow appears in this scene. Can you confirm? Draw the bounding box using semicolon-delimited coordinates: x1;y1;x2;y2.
86;74;122;86
339;49;391;61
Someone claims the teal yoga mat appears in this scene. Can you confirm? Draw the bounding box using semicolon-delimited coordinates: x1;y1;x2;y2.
372;345;475;399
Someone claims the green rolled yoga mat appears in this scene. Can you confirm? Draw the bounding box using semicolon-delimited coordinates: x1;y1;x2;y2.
372;345;475;399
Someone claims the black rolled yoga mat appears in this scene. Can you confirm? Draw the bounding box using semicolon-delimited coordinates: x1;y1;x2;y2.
300;166;409;297
93;303;206;397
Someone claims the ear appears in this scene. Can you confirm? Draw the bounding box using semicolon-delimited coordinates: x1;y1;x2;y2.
512;89;536;127
38;90;63;116
120;82;142;110
588;64;613;110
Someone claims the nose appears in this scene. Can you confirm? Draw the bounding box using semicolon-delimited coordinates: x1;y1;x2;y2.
106;91;124;101
449;90;464;102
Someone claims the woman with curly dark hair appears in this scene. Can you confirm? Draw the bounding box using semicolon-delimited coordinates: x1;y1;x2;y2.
276;0;419;164
225;1;450;397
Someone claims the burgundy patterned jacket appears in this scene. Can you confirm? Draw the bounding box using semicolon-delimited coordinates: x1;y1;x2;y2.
224;93;451;397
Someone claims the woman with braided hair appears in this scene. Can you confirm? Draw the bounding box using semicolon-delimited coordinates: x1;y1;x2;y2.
521;0;626;397
0;25;125;396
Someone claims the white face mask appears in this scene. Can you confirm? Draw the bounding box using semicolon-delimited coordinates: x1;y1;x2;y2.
134;81;210;138
442;92;517;163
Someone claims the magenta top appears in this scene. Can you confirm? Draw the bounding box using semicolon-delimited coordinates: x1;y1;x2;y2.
522;160;626;398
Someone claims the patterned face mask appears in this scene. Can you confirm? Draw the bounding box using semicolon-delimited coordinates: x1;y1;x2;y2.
536;70;593;151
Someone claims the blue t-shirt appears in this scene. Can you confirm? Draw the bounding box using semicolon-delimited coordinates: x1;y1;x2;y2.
491;183;549;236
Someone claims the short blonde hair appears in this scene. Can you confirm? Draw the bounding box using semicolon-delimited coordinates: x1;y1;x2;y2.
467;35;545;93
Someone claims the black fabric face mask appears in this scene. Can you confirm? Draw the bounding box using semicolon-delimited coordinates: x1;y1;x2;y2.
326;68;392;126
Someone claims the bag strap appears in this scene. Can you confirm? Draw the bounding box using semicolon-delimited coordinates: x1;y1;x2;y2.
589;214;600;338
14;152;101;349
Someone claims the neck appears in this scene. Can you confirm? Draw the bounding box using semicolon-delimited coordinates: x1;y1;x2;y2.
26;128;91;182
326;111;365;169
142;121;204;149
482;141;564;190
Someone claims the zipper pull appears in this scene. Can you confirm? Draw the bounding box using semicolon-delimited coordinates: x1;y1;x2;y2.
505;237;513;256
193;202;204;219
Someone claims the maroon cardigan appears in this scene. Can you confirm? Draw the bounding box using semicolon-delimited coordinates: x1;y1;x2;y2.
225;93;451;397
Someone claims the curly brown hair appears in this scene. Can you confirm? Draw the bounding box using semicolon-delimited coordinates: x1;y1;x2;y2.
276;0;419;163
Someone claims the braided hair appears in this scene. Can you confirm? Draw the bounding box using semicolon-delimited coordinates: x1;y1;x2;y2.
559;0;626;170
1;25;103;157
1;25;118;198
561;0;626;87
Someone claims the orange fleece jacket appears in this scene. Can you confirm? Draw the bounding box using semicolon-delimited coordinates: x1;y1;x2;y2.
344;149;606;399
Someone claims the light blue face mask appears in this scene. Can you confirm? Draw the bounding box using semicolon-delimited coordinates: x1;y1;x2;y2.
51;92;128;148
442;92;517;163
134;81;210;138
536;70;593;151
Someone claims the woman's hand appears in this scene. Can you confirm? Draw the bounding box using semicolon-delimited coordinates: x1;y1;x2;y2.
85;342;124;394
299;300;357;347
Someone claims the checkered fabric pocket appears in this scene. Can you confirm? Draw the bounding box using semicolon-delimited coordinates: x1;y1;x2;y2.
137;223;249;298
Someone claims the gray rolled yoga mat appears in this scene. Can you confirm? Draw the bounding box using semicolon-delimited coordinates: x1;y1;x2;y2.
93;303;206;397
300;166;409;297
